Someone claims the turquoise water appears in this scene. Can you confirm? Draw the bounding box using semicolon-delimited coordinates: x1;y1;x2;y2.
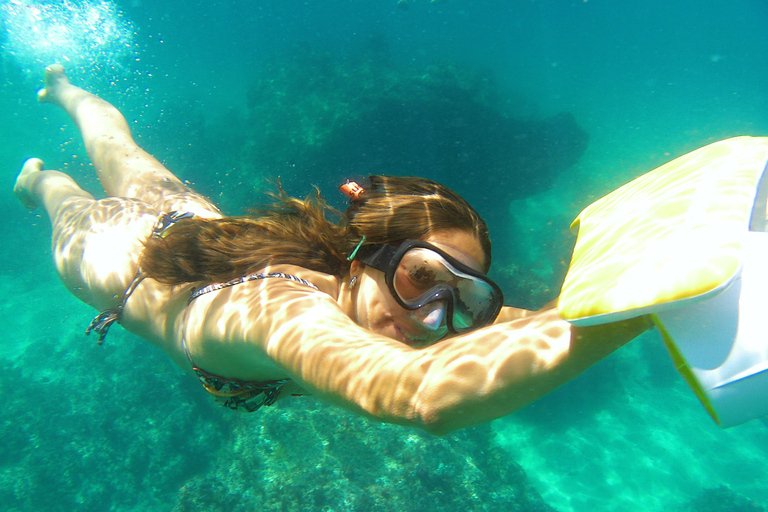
2;1;768;510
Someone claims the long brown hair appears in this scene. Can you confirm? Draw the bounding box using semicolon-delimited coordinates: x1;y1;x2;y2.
140;175;491;285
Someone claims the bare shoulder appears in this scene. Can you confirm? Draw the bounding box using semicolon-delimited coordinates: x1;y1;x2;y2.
183;265;347;380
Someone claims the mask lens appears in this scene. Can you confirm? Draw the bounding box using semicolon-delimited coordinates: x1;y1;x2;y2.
455;279;497;324
393;247;456;301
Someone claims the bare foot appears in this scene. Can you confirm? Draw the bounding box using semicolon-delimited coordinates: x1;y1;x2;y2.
37;64;71;106
14;158;45;211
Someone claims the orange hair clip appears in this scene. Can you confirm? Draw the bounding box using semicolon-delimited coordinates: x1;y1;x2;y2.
339;180;365;201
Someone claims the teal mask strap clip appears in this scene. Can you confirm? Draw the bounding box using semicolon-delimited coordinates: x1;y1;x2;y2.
347;236;367;261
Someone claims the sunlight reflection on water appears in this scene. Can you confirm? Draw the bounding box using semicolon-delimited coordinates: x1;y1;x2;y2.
1;0;136;75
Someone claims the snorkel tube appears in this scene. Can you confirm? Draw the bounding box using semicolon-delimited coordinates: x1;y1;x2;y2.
558;136;768;428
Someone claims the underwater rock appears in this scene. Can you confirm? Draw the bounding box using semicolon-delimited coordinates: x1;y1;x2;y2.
0;315;557;512
307;99;588;209
682;486;766;512
0;324;560;511
0;340;229;512
242;48;588;310
172;399;558;512
243;47;588;212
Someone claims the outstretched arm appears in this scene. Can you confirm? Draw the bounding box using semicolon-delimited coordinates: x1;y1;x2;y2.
414;310;649;433
216;279;650;435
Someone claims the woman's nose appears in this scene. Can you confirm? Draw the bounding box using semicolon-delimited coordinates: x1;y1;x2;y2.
411;301;446;331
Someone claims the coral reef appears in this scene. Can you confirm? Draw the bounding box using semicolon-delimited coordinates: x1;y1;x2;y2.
0;327;555;512
0;335;228;512
173;399;557;512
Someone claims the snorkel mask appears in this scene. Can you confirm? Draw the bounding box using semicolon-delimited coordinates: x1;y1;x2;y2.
340;180;504;343
357;240;504;338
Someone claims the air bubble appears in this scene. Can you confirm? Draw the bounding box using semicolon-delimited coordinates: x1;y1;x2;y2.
1;0;135;76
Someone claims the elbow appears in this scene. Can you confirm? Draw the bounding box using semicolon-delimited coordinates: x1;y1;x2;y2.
416;410;454;436
412;399;465;436
412;385;525;435
409;375;494;436
422;420;458;437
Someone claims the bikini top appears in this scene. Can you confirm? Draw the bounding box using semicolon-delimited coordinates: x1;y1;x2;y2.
182;271;318;413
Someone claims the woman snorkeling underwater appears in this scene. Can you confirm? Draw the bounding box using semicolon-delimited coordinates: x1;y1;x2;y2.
14;65;650;435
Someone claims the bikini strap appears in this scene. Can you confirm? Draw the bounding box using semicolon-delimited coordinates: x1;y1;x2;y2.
85;270;146;345
86;211;195;345
188;272;319;304
152;210;195;238
181;271;319;365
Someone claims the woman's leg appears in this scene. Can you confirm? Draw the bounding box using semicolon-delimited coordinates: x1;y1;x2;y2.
15;158;158;310
38;64;221;219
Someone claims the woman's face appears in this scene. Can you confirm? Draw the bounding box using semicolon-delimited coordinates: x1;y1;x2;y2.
351;229;486;347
